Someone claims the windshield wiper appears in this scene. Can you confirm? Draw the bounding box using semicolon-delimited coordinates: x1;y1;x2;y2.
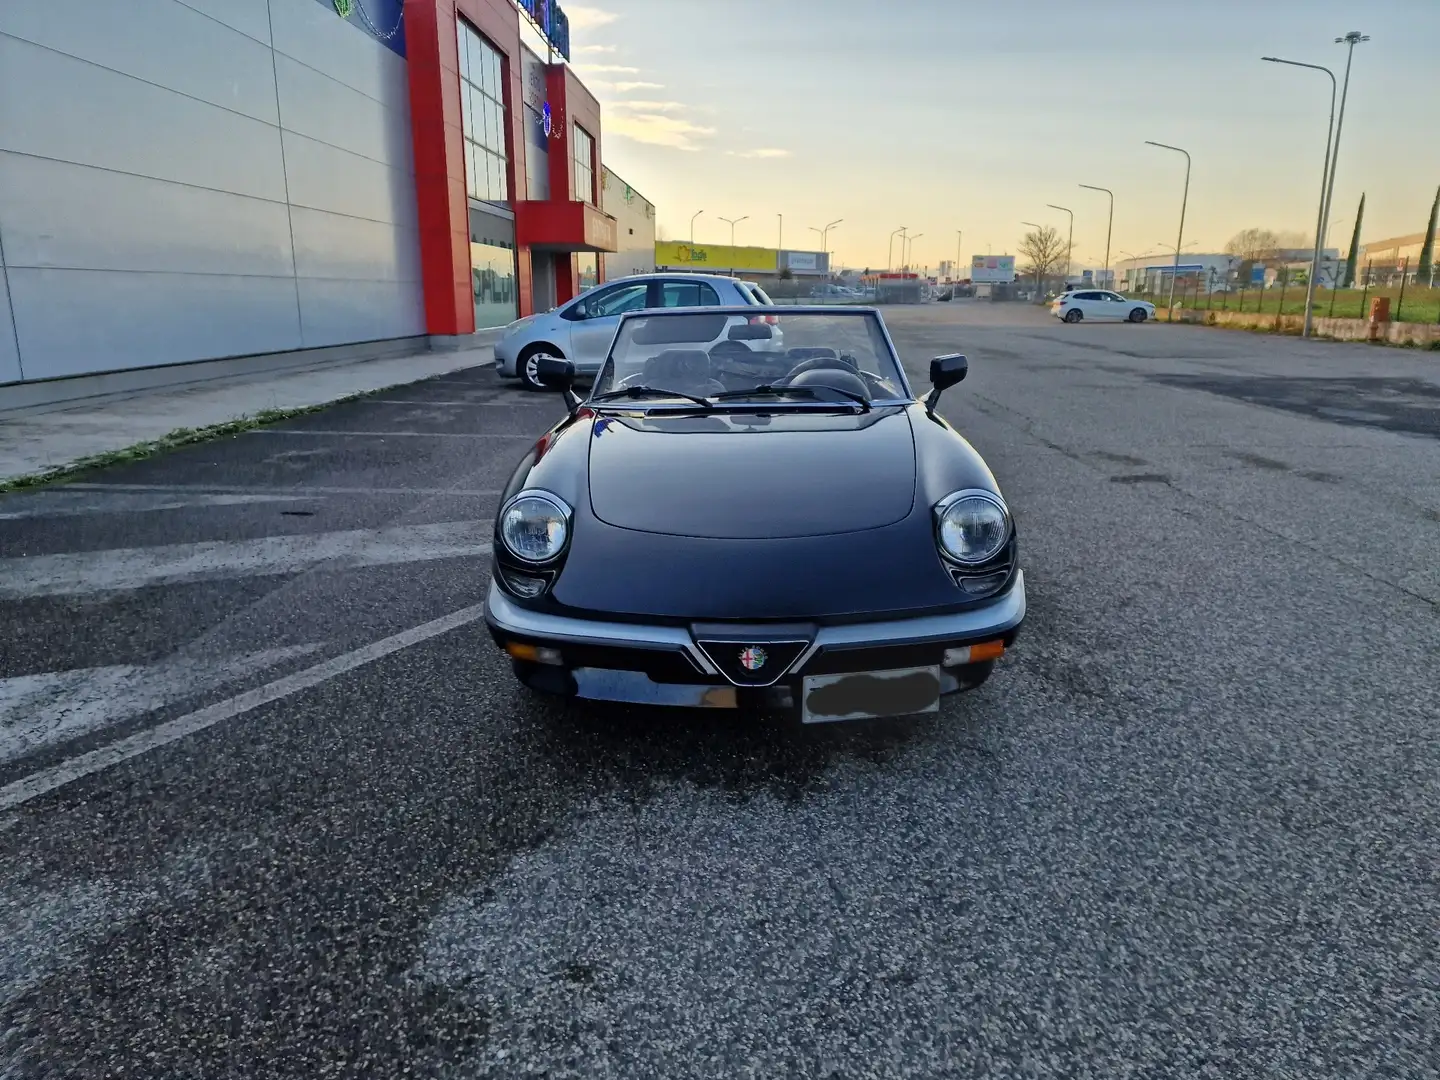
589;385;713;409
711;383;871;412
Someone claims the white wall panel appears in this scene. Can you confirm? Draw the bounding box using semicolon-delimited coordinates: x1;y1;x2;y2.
297;278;424;348
282;129;416;225
0;0;279;124
0;152;295;278
275;53;412;169
290;207;421;283
174;0;273;45
0;36;288;203
8;268;302;380
0;268;21;384
268;0;408;105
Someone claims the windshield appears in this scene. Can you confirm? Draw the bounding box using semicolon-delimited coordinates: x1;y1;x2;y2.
590;309;910;407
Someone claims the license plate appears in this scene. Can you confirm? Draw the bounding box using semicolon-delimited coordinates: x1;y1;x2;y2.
801;666;942;724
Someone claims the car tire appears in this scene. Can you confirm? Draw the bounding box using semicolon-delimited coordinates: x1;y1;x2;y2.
1063;309;1083;324
1128;308;1148;323
517;343;564;392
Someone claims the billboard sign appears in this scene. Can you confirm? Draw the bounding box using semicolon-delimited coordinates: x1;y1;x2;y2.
784;251;819;271
518;0;571;59
971;255;1016;283
655;242;778;273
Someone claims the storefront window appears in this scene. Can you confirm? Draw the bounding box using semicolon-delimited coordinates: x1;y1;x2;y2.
472;241;518;329
457;21;509;203
575;253;598;292
572;124;595;204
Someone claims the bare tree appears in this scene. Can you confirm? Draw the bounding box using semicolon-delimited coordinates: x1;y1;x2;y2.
1019;226;1068;295
1224;228;1281;263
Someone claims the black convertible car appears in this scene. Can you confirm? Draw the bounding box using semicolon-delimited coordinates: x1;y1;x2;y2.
484;306;1025;723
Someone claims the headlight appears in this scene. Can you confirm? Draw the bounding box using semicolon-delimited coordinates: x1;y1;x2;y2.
935;490;1010;565
498;490;571;563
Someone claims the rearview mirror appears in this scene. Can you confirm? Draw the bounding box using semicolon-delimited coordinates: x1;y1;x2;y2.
925;353;967;415
727;322;773;341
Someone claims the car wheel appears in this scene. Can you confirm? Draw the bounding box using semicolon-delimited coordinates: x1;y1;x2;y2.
517;343;563;391
1063;309;1083;324
1128;308;1148;323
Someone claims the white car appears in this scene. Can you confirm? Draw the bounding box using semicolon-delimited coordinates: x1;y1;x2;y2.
1052;289;1156;324
494;273;784;391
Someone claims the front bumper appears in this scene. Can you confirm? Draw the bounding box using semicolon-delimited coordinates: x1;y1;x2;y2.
485;572;1026;712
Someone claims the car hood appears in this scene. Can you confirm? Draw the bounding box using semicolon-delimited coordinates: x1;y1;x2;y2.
586;409;916;539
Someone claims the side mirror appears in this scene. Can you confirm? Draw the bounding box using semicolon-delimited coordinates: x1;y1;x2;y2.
925;353;967;415
536;357;581;412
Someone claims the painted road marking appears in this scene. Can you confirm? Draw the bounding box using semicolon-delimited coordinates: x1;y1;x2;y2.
0;644;324;765
0;603;487;811
0;522;492;599
244;430;534;438
367;399;560;407
54;484;504;497
0;491;315;520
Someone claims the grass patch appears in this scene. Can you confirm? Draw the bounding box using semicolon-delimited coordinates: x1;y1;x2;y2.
1158;284;1440;324
0;395;373;494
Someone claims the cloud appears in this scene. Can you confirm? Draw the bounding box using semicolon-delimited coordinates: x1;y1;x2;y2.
726;148;791;159
566;5;618;30
578;44;616;53
577;64;640;74
612;81;663;92
604;111;716;151
611;100;686;112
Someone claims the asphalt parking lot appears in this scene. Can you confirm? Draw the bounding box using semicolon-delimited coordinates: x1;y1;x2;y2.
2;303;1438;1078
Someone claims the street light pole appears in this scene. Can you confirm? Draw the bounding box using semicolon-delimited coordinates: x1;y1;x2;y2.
809;219;843;274
718;215;749;247
1022;221;1045;293
690;209;704;244
1320;31;1369;286
1262;57;1336;337
777;214;783;251
905;232;923;270
955;230;963;283
1079;185;1113;289
1145;141;1191;320
1047;204;1074;284
889;227;907;273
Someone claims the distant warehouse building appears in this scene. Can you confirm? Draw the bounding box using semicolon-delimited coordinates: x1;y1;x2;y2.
652;242;830;297
0;0;623;393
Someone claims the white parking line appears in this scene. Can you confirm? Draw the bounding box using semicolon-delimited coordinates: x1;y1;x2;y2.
0;603;487;811
0;522;493;599
0;492;314;520
56;484;504;497
244;430;534;438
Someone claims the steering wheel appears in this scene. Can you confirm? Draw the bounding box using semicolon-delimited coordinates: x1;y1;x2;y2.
780;354;860;382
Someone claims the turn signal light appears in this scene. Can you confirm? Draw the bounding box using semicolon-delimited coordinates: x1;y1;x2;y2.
942;640;1005;666
505;642;564;665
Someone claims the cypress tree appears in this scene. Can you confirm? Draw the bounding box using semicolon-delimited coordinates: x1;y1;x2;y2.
1343;194;1365;289
1418;185;1439;284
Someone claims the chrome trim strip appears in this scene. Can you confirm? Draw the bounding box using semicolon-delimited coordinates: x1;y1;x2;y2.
693;638;811;688
784;570;1027;674
485;581;720;675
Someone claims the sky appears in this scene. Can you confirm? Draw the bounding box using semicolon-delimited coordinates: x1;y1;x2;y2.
560;0;1440;273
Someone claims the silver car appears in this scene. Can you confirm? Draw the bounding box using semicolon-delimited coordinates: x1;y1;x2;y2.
494;273;784;391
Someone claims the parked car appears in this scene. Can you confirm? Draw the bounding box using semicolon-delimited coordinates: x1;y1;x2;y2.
1052;290;1156;324
494;273;783;390
484;306;1026;723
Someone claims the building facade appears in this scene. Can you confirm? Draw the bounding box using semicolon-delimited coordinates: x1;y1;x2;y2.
0;0;617;388
1358;231;1438;277
600;166;656;281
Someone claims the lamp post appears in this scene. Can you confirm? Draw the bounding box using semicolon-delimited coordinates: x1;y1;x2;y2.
889;227;907;272
718;215;749;247
1022;221;1045;293
777;214;783;250
809;219;842;278
1144;140;1191;320
1047;204;1074;284
904;232;923;270
955;230;963;283
1320;31;1369;290
1262;56;1336;337
1079;184;1113;289
689;209;704;244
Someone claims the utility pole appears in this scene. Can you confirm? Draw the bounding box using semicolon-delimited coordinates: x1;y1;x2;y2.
690;209;704;244
1318;31;1369;292
889;227;907;273
777;214;783;251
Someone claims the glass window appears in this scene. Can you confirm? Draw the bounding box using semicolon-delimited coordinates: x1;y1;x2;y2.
576;253;599;293
572;124;595;204
455;20;471;83
584;282;649;318
458;20;509;204
471;240;517;329
661;281;721;307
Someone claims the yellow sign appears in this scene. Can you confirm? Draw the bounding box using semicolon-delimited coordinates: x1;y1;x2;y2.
655;242;778;273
